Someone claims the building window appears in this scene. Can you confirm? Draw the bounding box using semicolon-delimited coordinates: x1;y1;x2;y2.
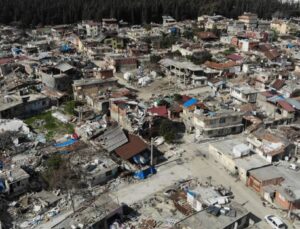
106;170;113;177
219;118;226;124
207;130;213;135
210;119;217;125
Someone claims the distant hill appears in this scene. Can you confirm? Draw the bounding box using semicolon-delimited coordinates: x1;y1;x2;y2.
0;0;299;27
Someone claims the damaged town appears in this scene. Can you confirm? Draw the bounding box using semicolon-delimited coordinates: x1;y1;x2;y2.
1;12;300;229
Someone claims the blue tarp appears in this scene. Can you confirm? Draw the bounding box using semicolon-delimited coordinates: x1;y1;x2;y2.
54;139;77;148
56;151;71;155
133;155;149;165
11;47;23;55
183;98;197;108
267;95;285;104
0;180;5;192
134;166;156;180
0;160;3;170
60;44;71;52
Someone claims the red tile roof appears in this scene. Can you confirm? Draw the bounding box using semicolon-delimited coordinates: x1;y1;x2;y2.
264;49;280;60
0;56;28;65
180;95;192;104
197;32;218;40
115;134;148;160
0;57;14;65
226;54;243;61
260;91;276;97
205;61;239;70
271;79;285;90
147;106;168;117
278;100;295;112
115;57;137;65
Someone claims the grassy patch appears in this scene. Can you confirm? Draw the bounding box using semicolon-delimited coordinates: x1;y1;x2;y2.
25;111;74;140
63;100;76;115
223;47;236;56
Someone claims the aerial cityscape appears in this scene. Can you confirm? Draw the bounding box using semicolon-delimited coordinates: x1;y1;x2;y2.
1;1;300;229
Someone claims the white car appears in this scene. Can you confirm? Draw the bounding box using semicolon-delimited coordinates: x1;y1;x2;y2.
264;215;287;229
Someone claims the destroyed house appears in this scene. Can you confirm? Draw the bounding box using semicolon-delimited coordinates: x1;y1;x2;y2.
247;128;294;162
52;195;124;229
38;63;80;92
0;93;50;119
0;167;30;197
75;156;119;187
159;58;207;86
110;100;145;132
73;78;118;102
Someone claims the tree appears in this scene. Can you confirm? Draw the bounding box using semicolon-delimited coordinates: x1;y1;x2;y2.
183;29;194;40
187;51;212;64
164;132;175;143
0;0;299;27
64;100;76;115
46;154;63;170
42;154;80;191
270;29;279;42
159;119;176;143
223;47;236;55
173;93;182;102
150;54;162;64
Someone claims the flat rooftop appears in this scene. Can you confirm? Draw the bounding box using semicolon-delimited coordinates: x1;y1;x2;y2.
235;154;270;171
73;78;117;87
175;201;249;229
209;138;246;159
160;58;203;72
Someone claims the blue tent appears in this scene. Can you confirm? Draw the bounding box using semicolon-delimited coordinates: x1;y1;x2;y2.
0;160;3;170
183;98;197;108
134;166;157;180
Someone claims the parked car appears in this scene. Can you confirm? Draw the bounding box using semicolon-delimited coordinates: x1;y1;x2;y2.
264;215;287;229
288;163;299;171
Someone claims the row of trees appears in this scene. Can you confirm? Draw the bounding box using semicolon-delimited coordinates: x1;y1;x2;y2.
0;0;300;27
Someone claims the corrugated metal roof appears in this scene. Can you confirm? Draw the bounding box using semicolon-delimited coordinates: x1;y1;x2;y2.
267;95;284;104
98;126;128;152
278;100;295;112
286;98;300;110
55;62;74;72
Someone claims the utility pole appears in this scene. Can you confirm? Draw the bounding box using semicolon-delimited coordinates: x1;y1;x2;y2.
150;137;154;166
78;106;83;122
295;141;299;156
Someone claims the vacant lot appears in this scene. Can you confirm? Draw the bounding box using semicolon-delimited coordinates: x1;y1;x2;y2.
25;111;74;140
